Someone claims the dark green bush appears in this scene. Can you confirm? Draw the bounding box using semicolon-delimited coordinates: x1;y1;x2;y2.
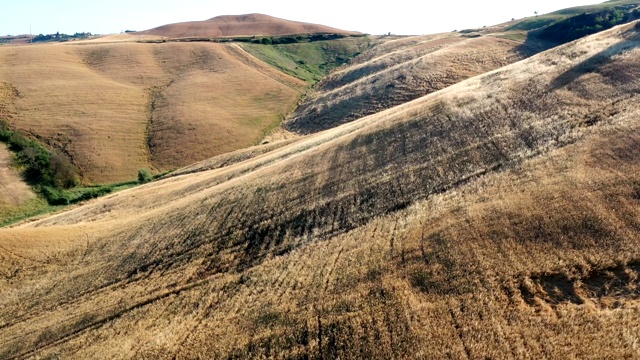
537;9;629;43
49;153;79;188
138;168;153;184
41;186;72;205
77;186;112;201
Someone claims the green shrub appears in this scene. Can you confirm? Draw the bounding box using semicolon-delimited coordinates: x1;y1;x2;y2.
0;120;141;208
77;186;112;201
0;120;81;204
49;152;79;188
138;168;153;184
40;186;72;205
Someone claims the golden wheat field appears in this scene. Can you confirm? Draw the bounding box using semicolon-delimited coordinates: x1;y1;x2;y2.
0;20;639;359
0;40;306;183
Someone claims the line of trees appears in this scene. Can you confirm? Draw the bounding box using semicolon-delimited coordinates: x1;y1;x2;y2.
32;32;91;43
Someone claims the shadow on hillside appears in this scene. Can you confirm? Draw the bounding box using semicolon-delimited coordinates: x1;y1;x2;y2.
550;34;640;91
513;36;558;58
515;20;640;63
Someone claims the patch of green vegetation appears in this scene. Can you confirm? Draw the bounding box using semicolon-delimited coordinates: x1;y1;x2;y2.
509;1;638;32
0;120;79;190
508;16;562;31
0;180;140;227
40;180;139;206
494;32;528;42
0;197;58;227
537;8;630;43
240;37;373;85
32;32;91;43
0;120;145;211
137;168;153;184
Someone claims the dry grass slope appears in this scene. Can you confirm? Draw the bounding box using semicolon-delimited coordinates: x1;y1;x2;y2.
0;22;640;359
285;33;538;133
0;41;307;182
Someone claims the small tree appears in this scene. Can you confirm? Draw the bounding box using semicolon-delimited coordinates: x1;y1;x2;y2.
138;168;153;184
49;152;79;188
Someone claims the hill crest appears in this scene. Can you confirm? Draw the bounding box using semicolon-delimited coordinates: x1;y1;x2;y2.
135;13;361;39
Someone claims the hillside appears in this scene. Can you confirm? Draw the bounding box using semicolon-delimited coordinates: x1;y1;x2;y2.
135;13;361;39
285;33;536;133
284;1;640;134
508;0;640;32
0;41;309;182
0;41;307;183
0;21;639;358
0;22;373;186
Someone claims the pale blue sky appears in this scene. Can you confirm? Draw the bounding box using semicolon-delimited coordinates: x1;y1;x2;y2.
2;0;605;36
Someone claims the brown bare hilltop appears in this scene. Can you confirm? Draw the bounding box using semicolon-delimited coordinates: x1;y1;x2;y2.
135;13;361;39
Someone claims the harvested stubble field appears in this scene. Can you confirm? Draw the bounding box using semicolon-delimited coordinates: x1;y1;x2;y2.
0;40;307;182
1;22;640;359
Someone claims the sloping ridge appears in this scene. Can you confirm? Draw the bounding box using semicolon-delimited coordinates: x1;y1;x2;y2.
135;13;361;38
1;22;640;358
285;33;535;133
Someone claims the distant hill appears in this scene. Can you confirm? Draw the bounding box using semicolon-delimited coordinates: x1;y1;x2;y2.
0;35;369;188
135;13;361;39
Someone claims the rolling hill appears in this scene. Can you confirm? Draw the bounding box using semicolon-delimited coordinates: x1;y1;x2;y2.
507;0;640;32
285;33;536;133
285;0;640;134
135;13;361;39
1;20;639;359
0;41;306;183
0;14;372;225
0;33;372;184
